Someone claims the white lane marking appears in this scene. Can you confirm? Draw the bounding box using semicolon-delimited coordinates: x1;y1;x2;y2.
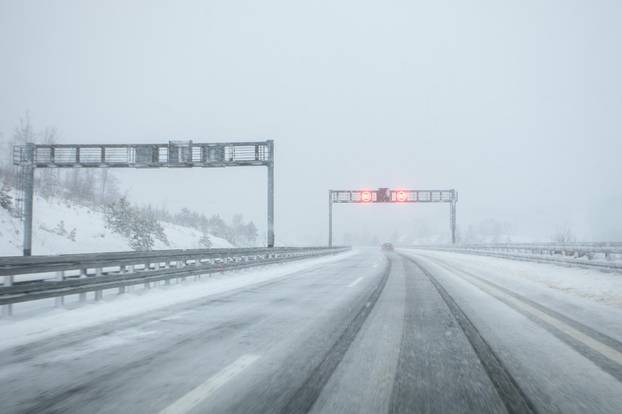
454;270;622;365
348;277;364;288
158;354;259;414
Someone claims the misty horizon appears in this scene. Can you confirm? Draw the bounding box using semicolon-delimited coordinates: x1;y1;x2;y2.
1;1;620;246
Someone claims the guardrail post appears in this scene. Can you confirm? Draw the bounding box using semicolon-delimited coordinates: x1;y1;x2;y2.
128;265;135;291
164;261;171;285
144;262;151;289
176;259;185;282
153;261;161;285
55;271;65;307
79;268;87;302
118;265;128;294
195;258;202;280
95;268;103;301
2;276;13;317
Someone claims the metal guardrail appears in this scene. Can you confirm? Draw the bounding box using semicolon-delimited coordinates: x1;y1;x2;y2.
407;243;622;273
0;246;350;315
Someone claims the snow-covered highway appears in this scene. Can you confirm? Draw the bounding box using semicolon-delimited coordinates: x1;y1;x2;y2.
1;249;622;413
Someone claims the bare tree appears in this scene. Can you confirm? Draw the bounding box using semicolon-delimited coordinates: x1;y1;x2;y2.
38;127;60;197
13;112;37;145
1;112;37;186
99;168;109;204
552;224;576;243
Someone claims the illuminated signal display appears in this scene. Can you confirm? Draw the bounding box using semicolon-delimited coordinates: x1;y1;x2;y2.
349;189;423;203
356;189;411;202
361;191;373;202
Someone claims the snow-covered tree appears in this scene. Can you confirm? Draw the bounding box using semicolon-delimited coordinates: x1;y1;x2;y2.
104;197;169;251
242;221;258;245
207;214;229;240
54;220;67;236
0;182;12;211
229;214;259;246
199;232;212;248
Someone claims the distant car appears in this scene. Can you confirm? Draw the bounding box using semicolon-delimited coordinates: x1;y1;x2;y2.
381;242;394;251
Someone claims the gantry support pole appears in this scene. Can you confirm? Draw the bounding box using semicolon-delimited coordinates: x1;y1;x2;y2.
328;190;333;247
267;140;275;247
450;198;457;245
22;143;35;256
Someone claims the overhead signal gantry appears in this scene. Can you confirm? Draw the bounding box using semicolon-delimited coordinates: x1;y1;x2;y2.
328;188;458;246
13;140;275;255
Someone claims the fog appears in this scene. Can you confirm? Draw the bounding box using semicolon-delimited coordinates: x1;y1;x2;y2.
1;1;621;245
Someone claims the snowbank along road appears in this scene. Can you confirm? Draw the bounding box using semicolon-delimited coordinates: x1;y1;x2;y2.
1;248;622;413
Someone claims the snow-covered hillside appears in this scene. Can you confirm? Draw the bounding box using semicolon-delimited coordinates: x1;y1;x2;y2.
0;193;232;256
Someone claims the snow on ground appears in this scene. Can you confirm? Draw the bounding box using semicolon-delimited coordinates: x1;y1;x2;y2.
0;192;231;256
401;248;622;345
401;248;622;308
0;249;357;352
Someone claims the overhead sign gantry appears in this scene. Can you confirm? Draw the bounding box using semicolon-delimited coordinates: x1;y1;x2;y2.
13;140;275;255
328;188;458;246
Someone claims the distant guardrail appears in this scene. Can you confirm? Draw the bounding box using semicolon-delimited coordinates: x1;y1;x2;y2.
0;246;350;316
405;243;622;273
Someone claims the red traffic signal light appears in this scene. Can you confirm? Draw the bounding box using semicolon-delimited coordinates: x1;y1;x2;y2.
396;191;407;202
361;191;373;202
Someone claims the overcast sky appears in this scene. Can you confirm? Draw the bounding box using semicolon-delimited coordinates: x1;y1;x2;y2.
1;0;621;244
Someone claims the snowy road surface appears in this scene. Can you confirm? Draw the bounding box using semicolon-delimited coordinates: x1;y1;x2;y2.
1;249;622;413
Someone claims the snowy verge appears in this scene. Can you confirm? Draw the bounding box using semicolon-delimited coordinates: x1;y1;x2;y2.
409;247;622;272
0;191;232;256
0;249;357;352
400;248;622;308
